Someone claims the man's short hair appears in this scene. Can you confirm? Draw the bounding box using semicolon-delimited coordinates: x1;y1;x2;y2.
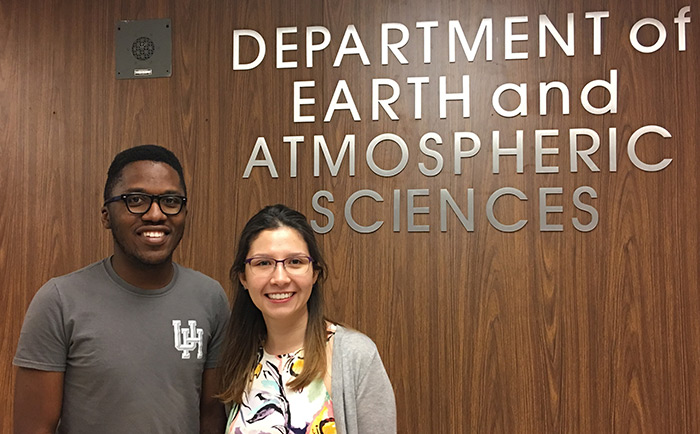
104;145;187;200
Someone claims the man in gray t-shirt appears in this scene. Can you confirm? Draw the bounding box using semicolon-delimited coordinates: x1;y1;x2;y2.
13;145;230;434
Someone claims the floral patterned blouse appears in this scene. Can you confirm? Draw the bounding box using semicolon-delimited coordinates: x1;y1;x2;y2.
226;325;337;434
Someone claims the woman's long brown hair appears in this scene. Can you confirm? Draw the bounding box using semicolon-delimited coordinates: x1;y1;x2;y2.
216;204;330;404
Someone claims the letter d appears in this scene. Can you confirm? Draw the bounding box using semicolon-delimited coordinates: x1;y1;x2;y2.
233;29;266;70
581;69;617;115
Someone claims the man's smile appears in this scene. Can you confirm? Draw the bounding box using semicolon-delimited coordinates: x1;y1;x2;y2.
143;231;166;238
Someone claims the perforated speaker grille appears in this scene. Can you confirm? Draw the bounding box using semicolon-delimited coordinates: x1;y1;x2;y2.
115;19;172;79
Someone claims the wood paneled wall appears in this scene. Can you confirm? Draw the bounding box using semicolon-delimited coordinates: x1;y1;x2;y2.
1;0;698;432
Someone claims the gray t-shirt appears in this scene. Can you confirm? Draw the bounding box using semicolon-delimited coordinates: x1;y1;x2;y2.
14;258;230;434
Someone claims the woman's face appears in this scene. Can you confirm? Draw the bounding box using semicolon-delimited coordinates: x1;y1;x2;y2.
240;226;318;325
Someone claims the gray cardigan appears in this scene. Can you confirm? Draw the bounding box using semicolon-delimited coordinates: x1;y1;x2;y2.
331;326;397;434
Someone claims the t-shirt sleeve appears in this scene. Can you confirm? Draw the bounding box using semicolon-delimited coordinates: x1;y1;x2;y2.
13;280;69;371
204;285;230;369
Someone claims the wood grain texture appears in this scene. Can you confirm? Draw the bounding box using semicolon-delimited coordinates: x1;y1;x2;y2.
1;0;698;433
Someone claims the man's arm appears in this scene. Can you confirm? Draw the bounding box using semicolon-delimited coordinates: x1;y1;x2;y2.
13;367;64;434
199;368;225;434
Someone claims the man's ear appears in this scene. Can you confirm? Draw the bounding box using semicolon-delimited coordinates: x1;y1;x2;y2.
101;206;111;229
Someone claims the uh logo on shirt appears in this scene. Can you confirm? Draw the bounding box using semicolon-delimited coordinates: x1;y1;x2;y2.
172;320;204;359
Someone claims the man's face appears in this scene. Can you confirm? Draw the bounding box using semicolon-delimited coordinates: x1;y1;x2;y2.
101;160;187;268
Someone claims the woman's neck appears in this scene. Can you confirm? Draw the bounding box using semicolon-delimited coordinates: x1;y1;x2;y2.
263;312;308;355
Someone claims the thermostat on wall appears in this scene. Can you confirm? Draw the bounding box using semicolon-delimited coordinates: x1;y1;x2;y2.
115;18;172;79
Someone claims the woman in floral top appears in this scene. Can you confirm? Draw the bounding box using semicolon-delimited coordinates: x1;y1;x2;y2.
217;204;396;434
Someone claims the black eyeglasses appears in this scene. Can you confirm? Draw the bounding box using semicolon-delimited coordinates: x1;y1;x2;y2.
103;193;187;216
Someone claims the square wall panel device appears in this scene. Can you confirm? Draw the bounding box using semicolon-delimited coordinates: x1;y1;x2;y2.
115;18;172;79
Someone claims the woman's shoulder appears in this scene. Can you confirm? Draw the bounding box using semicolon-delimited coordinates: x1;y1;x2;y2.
333;324;380;357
